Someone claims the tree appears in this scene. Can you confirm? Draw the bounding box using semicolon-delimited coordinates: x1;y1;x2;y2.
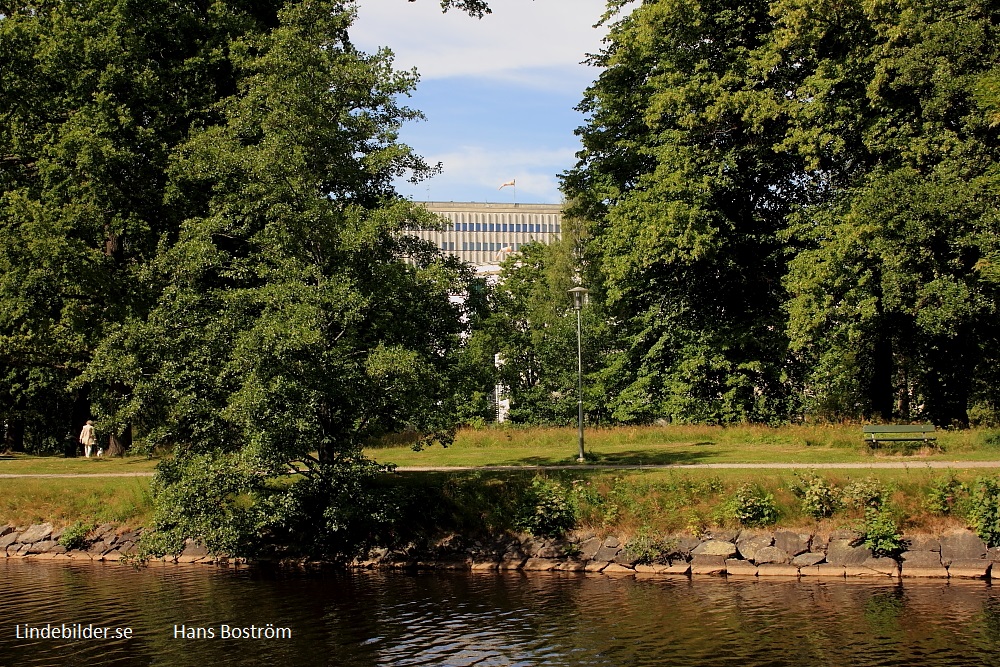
780;0;1000;425
563;0;803;424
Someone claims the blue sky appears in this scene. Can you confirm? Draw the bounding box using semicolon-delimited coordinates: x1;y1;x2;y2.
352;0;610;204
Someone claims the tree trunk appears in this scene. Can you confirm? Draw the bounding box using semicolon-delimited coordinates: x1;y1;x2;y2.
107;424;132;457
868;330;895;422
4;418;25;453
68;384;91;457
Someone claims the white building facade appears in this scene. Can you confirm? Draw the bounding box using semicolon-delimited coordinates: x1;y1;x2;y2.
410;201;563;266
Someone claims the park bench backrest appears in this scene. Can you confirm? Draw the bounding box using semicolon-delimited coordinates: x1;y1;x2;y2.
862;425;935;434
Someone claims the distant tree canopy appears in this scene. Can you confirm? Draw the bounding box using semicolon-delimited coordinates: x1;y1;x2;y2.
0;0;478;558
554;0;1000;427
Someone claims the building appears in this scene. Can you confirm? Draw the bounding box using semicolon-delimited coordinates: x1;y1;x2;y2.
409;201;563;267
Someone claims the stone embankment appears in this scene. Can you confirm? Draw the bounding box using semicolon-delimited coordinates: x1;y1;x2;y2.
355;528;1000;580
0;524;220;564
5;521;998;579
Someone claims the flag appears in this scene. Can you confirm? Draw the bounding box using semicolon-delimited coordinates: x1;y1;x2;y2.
498;179;515;190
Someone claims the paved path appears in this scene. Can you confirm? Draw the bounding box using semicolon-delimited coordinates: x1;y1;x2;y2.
5;460;1000;478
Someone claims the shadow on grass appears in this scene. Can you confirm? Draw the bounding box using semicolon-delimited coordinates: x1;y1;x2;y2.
499;448;718;466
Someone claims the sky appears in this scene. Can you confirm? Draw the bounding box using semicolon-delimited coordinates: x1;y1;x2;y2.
351;0;611;205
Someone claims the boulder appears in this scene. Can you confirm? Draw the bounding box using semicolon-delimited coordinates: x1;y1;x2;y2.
810;533;830;553
736;533;773;562
584;561;608;573
0;525;13;538
690;555;727;575
826;539;872;566
725;559;758;576
593;536;621;562
521;558;559;571
791;552;825;567
17;523;53;544
799;564;846;577
948;559;991;579
774;531;811;557
0;532;19;550
753;546;790;565
602;563;636;575
939;531;986;565
692;540;738;558
705;529;738;543
863;557;900;577
901;551;942;568
905;535;941;552
26;540;58;554
578;537;603;561
757;563;800;577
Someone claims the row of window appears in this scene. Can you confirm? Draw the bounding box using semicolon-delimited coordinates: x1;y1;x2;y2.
447;222;559;233
440;242;528;252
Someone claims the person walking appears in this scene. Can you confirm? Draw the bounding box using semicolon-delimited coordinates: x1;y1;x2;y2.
79;420;96;458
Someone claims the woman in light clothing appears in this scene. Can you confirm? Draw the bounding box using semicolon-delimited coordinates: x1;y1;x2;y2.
79;420;96;458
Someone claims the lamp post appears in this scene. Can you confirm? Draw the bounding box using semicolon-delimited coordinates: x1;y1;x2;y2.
568;286;589;462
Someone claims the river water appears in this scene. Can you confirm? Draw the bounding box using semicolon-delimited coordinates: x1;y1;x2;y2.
3;560;1000;666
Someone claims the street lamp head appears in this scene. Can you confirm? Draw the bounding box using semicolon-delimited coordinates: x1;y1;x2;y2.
568;285;589;310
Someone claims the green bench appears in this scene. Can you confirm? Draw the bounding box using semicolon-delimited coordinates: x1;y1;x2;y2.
863;424;937;448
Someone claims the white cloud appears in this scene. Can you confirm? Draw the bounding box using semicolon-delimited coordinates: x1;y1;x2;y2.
353;0;608;90
400;145;576;203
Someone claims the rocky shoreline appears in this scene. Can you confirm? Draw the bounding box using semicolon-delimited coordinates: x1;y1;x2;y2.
4;522;998;580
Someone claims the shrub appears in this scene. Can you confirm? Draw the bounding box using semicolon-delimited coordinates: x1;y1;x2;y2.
723;484;778;527
791;473;840;519
59;522;94;551
516;477;577;538
860;507;902;557
843;477;889;510
623;530;678;565
966;477;1000;547
925;475;967;515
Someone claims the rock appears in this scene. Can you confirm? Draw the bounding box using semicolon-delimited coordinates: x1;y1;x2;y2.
774;531;811;556
522;558;559;571
939;531;987;565
180;539;210;558
705;529;738;543
94;523;116;538
905;535;941;552
593;541;621;562
633;564;659;574
602;563;635;575
670;535;703;559
578;537;602;561
830;529;862;542
987;547;1000;562
845;564;892;578
557;561;588;572
26;540;58;554
863;557;900;577
810;533;830;553
17;523;53;544
0;525;13;538
826;539;872;566
691;555;727;575
499;558;526;571
753;546;790;565
725;559;758;576
948;559;991;579
736;533;773;562
757;563;800;577
799;564;846;577
661;561;692;576
691;540;738;558
584;561;608;573
791;552;825;567
602;536;621;549
520;537;546;558
901;551;942;568
0;532;19;550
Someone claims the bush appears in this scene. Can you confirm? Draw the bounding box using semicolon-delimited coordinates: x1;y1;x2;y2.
843;477;889;510
623;530;678;565
966;477;1000;547
860;507;902;557
59;521;94;551
791;473;840;519
925;475;967;515
723;484;778;527
516;477;577;538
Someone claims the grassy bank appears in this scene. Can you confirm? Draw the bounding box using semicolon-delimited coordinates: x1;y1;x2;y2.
366;424;1000;467
0;477;154;529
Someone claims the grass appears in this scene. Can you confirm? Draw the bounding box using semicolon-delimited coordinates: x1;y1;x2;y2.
0;477;154;529
365;424;1000;467
0;453;159;475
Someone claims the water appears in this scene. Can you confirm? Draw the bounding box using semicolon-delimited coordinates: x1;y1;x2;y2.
3;560;1000;666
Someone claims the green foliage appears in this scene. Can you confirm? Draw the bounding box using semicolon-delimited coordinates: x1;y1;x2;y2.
722;484;778;527
860;507;903;558
623;530;677;565
925;475;967;515
791;474;841;519
58;522;94;551
516;477;577;538
966;478;1000;547
843;477;890;510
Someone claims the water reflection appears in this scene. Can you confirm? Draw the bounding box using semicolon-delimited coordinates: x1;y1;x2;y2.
2;560;1000;666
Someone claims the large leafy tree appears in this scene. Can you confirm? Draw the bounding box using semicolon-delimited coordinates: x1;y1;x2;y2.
2;0;480;558
780;0;1000;425
563;0;804;424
